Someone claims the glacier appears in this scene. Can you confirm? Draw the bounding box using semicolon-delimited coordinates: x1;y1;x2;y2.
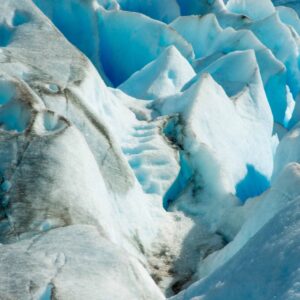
0;0;300;299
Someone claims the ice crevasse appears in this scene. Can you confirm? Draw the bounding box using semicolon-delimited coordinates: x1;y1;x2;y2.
0;0;300;299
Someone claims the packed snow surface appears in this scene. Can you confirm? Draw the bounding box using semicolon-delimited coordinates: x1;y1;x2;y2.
0;0;300;299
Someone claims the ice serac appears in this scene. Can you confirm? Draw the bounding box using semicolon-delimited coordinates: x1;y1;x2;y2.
171;13;289;126
155;70;273;226
119;46;196;100
170;14;222;59
97;8;194;86
217;0;300;125
188;50;264;97
227;0;276;20
243;12;300;98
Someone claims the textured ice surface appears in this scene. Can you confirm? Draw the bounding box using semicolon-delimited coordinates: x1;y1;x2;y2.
97;8;194;86
172;188;300;300
0;225;164;300
99;0;181;23
155;72;273;207
272;123;300;180
176;0;225;16
173;171;300;298
227;0;276;20
172;13;293;126
1;0;300;299
119;46;196;100
276;5;300;35
273;0;300;15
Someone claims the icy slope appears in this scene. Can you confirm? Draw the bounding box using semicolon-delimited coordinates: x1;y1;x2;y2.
1;0;300;299
0;1;200;298
0;225;164;300
172;184;300;300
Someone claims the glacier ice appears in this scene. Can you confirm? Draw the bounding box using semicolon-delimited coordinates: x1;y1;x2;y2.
189;50;267;96
276;5;300;35
227;0;276;20
272;123;300;180
1;0;300;299
176;0;225;16
0;225;165;300
155;71;273;206
171;161;300;299
172;188;300;300
97;8;194;86
119;46;196;100
33;0;193;87
273;0;300;16
170;13;290;125
99;0;181;23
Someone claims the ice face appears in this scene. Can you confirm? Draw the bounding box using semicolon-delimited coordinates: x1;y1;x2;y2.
97;8;194;86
